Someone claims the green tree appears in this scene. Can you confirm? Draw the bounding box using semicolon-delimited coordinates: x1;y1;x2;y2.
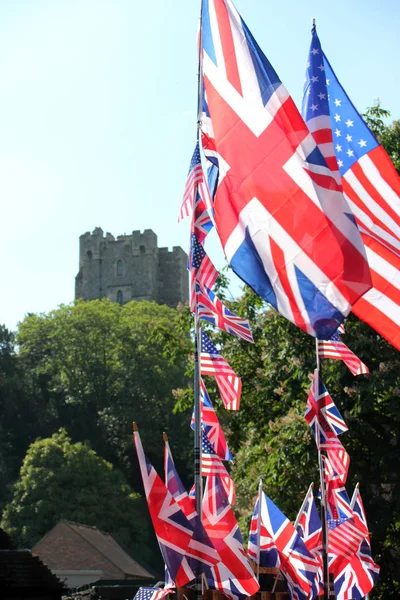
1;429;150;558
363;102;400;174
16;299;193;486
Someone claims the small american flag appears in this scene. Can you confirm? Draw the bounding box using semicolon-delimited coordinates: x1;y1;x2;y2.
196;284;254;344
189;233;218;312
202;432;236;505
318;330;369;376
133;588;172;600
200;331;242;411
178;142;212;222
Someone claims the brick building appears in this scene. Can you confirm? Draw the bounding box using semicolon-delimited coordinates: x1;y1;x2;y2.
32;521;154;590
75;228;189;308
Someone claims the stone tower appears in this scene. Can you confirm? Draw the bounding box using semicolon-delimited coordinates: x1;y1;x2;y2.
75;228;189;308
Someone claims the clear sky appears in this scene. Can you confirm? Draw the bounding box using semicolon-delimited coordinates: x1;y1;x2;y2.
0;0;399;331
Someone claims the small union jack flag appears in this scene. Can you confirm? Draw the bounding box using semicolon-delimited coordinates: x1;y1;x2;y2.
248;490;279;568
295;485;323;600
191;379;232;461
178;142;212;222
200;331;242;411
196;284;254;343
133;429;195;587
318;330;369;376
202;476;260;600
305;370;348;437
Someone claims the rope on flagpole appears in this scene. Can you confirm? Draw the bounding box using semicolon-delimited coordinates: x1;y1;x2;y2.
316;336;330;600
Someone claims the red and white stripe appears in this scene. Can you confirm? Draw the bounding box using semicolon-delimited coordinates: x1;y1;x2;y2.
318;339;369;376
307;115;341;185
190;254;219;312
200;356;242;411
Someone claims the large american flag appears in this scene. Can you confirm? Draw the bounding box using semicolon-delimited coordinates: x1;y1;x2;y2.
178;142;213;222
200;0;371;340
200;331;242;410
317;330;369;376
303;24;400;350
202;475;260;600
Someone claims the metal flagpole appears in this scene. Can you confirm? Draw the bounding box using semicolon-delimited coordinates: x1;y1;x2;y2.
256;479;263;581
316;337;330;600
193;4;205;600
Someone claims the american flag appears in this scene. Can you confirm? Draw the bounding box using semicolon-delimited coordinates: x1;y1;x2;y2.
200;0;371;340
201;431;235;505
164;439;221;573
295;485;323;600
178;142;212;222
190;379;233;461
189;233;218;312
247;491;279;568
133;588;171;600
133;429;195;587
317;330;369;376
303;24;400;351
260;491;321;600
196;284;254;343
200;331;242;411
202;475;260;600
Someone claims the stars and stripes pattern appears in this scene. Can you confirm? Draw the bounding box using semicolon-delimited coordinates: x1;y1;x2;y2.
202;475;260;600
303;23;400;351
179;142;213;222
133;429;195;587
200;331;242;411
248;491;279;568
189;233;219;312
259;491;321;600
196;284;254;344
201;431;235;505
191;379;233;461
201;0;371;341
317;330;369;376
133;588;172;600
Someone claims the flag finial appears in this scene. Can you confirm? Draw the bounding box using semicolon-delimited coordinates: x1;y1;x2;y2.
133;421;138;432
163;431;169;442
312;17;316;26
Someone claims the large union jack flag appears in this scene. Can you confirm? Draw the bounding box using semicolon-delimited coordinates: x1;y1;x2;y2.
133;429;195;587
200;0;371;340
303;24;400;350
202;475;260;600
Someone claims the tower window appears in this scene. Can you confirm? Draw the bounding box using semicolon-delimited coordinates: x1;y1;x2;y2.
140;245;145;255
87;250;92;260
117;259;124;276
117;290;123;305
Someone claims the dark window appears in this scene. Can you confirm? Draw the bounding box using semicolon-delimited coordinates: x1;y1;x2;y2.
87;250;92;260
140;245;145;255
117;259;123;276
117;290;123;304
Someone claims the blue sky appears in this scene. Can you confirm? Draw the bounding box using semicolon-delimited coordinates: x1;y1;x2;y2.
0;0;399;331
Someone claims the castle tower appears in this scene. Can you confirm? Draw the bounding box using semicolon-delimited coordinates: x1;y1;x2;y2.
75;228;189;308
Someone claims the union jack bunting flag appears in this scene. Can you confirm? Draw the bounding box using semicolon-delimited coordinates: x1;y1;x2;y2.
164;439;221;575
196;284;254;344
200;331;242;411
133;429;195;587
317;330;369;376
303;24;400;350
305;370;348;437
202;476;260;600
178;142;212;222
201;431;235;505
260;492;320;600
190;379;233;461
247;491;279;568
189;233;218;312
295;485;323;600
133;588;172;600
332;485;380;600
200;0;371;340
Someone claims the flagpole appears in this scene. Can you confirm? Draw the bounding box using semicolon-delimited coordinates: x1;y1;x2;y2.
256;479;263;581
316;337;330;600
294;482;314;529
194;4;204;600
